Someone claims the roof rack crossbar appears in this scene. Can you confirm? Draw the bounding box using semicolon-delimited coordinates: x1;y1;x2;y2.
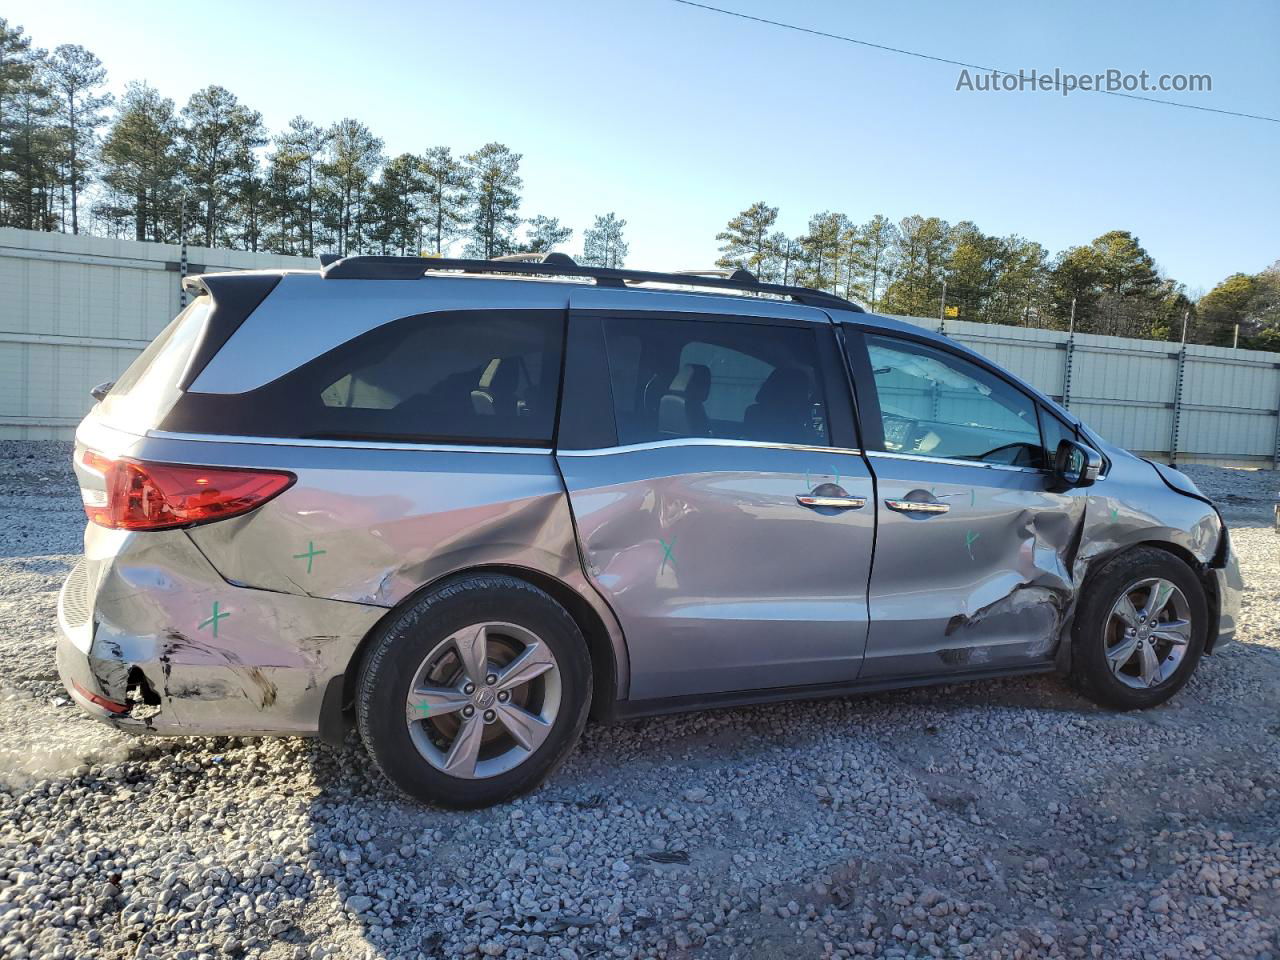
319;254;863;312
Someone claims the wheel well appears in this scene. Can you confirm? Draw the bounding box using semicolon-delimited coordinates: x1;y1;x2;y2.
329;565;619;743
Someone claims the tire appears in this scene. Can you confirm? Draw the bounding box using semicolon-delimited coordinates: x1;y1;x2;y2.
356;573;592;808
1071;546;1207;710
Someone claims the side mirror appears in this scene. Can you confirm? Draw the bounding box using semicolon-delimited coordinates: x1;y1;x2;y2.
1052;438;1102;489
90;381;114;403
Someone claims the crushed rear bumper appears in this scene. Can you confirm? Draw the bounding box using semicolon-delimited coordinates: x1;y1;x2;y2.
55;528;384;737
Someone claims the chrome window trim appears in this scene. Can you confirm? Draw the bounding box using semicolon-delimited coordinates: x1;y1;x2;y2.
868;449;1047;475
145;429;552;455
557;436;862;458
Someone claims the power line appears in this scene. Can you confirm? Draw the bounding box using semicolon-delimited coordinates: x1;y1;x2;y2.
669;0;1280;125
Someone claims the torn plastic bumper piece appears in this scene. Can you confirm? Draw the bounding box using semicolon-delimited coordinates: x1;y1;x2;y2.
54;533;385;737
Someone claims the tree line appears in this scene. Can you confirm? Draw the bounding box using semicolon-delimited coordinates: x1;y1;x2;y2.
2;17;1274;348
715;203;1279;348
0;18;629;267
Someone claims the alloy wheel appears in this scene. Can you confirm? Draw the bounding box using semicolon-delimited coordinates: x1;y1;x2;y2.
1103;578;1193;690
404;622;562;779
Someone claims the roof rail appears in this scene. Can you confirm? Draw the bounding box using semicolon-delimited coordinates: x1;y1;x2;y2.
318;253;864;313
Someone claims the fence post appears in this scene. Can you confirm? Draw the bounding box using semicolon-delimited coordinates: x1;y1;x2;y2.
178;238;188;309
177;198;189;309
1273;366;1280;471
1062;298;1076;409
1168;311;1189;468
938;279;947;335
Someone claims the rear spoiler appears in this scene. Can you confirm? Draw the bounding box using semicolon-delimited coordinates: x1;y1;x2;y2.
178;273;282;391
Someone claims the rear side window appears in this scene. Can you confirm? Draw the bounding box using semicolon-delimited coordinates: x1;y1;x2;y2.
99;299;211;430
162;311;563;445
603;316;830;447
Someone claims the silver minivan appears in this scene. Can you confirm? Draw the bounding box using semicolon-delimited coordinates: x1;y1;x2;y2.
57;254;1243;808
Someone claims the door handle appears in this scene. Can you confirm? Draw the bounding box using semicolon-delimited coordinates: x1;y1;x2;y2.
884;498;950;514
796;494;867;509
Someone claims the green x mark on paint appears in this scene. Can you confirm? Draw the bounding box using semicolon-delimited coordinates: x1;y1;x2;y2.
970;488;976;508
292;540;326;574
1110;506;1119;523
965;530;981;560
412;701;431;717
832;465;842;487
659;536;677;573
199;600;230;637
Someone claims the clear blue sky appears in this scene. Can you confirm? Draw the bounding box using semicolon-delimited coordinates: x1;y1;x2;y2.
16;0;1280;293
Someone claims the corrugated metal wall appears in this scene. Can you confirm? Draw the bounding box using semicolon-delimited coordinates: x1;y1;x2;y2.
0;228;312;438
2;228;1277;465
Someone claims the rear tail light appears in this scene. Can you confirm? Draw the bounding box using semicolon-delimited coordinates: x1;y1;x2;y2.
77;450;294;531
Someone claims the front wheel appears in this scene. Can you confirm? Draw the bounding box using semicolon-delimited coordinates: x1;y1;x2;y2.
1071;547;1207;710
356;574;592;808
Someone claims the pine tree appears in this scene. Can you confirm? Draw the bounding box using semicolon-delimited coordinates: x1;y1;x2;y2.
319;119;383;255
6;55;59;231
581;212;628;268
519;214;572;254
988;236;1048;327
180;85;265;246
715;201;779;280
0;18;42;227
45;44;111;234
368;153;425;255
419;145;469;255
796;211;849;293
844;215;898;310
771;232;797;285
942;221;999;320
267;117;327;255
98;83;183;242
463;142;522;258
882;215;950;317
231;167;268;252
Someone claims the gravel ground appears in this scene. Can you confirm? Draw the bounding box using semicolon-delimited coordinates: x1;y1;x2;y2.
1;440;1277;960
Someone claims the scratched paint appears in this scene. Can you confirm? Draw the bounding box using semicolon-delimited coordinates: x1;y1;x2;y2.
76;525;382;735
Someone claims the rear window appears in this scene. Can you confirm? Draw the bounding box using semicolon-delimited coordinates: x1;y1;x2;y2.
99;299;210;430
161;311;564;445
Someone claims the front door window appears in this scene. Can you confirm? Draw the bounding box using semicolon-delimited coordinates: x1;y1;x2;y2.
865;334;1045;467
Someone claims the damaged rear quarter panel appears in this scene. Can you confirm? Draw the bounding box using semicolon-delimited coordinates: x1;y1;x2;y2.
83;524;383;734
170;438;629;695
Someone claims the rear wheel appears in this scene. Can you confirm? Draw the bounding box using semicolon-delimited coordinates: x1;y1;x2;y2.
356;574;591;808
1071;547;1207;710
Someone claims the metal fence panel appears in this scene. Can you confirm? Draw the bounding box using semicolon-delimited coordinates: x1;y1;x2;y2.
0;228;311;439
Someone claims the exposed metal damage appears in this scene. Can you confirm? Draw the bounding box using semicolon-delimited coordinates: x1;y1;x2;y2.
61;524;384;736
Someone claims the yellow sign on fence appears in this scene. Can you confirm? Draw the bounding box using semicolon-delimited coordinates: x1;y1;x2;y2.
944;306;959;318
